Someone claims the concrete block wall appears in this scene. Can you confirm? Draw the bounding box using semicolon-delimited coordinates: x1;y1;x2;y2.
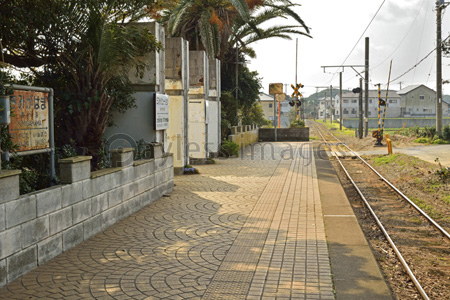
228;125;259;148
0;154;174;288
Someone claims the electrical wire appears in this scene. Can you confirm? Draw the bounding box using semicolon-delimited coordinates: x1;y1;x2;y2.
413;0;429;82
391;34;450;83
370;0;427;72
326;0;387;85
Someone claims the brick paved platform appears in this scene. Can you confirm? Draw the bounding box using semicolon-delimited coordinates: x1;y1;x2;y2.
0;143;334;299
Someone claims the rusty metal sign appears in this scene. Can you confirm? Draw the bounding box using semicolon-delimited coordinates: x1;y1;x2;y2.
9;90;50;152
269;83;283;95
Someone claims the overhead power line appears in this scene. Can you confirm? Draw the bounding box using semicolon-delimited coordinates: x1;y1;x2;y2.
326;0;386;86
391;34;450;84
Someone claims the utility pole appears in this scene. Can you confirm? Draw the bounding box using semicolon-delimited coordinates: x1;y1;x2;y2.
321;65;365;129
329;85;333;124
315;86;329;122
339;72;343;130
436;0;445;136
359;78;363;139
365;37;369;137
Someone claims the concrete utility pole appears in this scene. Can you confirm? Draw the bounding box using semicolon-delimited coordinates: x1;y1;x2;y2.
436;1;445;136
321;65;365;130
365;37;369;137
339;72;343;130
315;86;329;122
359;78;363;139
329;85;333;124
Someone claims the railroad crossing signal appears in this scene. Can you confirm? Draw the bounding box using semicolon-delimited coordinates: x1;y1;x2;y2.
291;83;304;98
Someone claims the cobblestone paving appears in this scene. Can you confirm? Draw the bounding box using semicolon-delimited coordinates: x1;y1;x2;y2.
0;143;333;300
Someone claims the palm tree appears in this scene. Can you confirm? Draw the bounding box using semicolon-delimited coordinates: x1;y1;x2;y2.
228;2;310;61
164;0;252;57
164;0;310;59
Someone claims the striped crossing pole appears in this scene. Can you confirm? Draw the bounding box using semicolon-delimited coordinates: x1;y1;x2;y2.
381;61;393;133
376;84;382;145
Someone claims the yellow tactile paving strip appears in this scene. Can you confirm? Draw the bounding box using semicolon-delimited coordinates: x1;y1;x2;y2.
0;143;333;300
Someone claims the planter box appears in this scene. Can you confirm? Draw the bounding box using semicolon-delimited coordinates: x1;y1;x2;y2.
259;128;309;142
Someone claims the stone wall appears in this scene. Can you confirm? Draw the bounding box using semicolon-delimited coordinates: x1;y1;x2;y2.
0;152;174;288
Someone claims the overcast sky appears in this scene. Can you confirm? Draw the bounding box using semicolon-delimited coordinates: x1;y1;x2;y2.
249;0;450;97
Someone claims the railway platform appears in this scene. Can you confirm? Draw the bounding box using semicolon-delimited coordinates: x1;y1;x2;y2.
0;142;391;300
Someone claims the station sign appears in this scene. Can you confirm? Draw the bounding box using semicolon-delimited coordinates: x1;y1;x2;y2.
154;93;169;130
9;90;50;152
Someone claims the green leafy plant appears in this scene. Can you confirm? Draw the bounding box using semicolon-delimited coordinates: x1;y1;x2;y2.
289;119;305;128
442;125;450;141
220;140;239;157
414;137;429;144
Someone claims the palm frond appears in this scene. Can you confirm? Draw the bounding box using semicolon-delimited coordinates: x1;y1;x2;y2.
198;11;216;58
228;0;251;21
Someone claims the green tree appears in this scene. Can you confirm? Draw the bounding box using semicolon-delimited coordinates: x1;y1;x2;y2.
1;0;163;167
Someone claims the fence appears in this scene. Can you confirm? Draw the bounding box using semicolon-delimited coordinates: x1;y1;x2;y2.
0;149;173;287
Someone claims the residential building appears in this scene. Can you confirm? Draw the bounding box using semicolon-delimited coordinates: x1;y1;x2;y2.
332;84;450;120
259;92;293;128
334;90;401;119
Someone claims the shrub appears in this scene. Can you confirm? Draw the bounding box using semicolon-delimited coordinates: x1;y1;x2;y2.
414;137;429;144
432;138;447;144
220;140;239;157
442;125;450;141
289;119;305;128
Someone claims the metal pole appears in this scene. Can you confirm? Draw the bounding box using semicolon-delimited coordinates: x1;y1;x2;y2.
359;78;363;139
295;38;298;119
436;2;443;136
330;85;333;124
235;45;239;125
274;95;277;141
365;37;369;137
340;72;343;130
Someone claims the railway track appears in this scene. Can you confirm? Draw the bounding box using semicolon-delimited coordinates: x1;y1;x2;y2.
312;122;450;300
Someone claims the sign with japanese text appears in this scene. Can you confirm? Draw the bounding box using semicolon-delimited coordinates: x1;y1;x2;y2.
9;90;50;152
154;93;169;130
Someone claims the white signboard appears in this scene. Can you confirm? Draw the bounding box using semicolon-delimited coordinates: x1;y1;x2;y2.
154;93;169;130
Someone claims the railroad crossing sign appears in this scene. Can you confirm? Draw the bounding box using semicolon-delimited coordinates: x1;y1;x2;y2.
291;83;304;98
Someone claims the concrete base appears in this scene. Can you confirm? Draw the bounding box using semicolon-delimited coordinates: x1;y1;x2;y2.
259;127;309;142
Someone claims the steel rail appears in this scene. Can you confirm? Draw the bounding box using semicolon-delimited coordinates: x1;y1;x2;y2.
314;125;430;300
320;125;450;242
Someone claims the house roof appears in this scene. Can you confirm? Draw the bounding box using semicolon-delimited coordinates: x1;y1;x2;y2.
259;92;273;101
397;84;435;95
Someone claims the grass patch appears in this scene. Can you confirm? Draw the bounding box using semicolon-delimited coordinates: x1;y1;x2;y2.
372;154;400;166
443;195;450;205
313;120;355;137
410;196;442;219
